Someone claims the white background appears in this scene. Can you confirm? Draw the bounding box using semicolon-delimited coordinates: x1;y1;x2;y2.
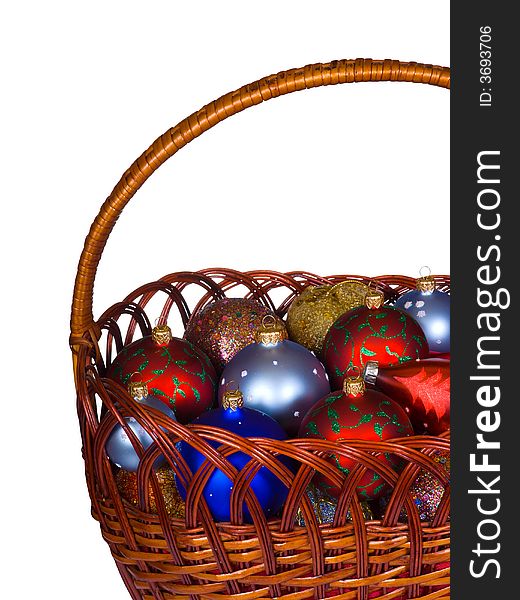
2;2;449;598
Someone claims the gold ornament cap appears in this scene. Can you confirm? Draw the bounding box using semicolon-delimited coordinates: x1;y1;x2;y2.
416;266;436;293
152;323;173;346
222;388;244;411
343;370;366;397
128;379;149;401
364;289;384;310
255;315;288;345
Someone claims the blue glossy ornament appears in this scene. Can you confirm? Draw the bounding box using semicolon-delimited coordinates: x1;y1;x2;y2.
218;317;331;436
394;276;450;353
106;391;176;472
178;390;289;522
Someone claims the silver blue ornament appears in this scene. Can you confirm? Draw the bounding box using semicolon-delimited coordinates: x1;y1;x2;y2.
218;316;330;436
394;275;450;353
106;390;176;472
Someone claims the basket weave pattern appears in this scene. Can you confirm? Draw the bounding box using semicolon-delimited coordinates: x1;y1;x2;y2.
75;270;450;600
70;60;451;599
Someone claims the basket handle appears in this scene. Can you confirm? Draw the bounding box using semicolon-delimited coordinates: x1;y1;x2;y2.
70;58;450;340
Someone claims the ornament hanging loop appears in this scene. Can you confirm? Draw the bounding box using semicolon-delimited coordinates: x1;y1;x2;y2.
127;373;149;401
364;288;384;310
222;383;244;411
152;321;173;345
261;314;277;329
417;266;435;293
255;314;288;345
343;367;365;397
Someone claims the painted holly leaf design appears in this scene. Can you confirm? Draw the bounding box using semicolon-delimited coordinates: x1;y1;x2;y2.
374;422;383;438
411;335;425;346
373;483;385;496
349;404;360;412
391;414;403;428
375;312;387;319
331;420;341;434
327;407;339;420
151;387;168;400
137;359;149;371
385;346;401;359
376;410;389;418
359;414;373;424
152;368;165;375
380;325;388;335
361;347;377;357
358;322;369;331
306;421;320;436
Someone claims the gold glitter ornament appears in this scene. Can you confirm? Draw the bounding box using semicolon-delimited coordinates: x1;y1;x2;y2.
286;281;369;357
116;467;185;518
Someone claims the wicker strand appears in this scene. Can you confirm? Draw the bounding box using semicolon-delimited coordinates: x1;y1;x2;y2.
70;59;449;339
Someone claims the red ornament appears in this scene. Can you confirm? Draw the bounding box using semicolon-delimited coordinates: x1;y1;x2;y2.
429;351;450;360
364;359;450;435
323;289;429;390
299;374;413;501
108;324;216;423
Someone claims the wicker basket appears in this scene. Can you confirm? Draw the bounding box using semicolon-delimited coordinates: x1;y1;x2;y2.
70;59;450;600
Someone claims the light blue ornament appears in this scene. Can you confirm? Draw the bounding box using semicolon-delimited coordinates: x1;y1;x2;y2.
106;388;176;472
394;274;450;353
218;316;331;436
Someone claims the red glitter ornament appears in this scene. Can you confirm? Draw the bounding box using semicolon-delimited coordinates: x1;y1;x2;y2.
108;324;216;423
364;358;450;435
299;372;413;501
323;289;429;390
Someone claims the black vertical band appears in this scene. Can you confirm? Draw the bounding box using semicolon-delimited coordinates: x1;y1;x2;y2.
451;5;516;598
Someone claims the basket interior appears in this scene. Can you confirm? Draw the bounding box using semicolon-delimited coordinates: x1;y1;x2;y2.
76;269;450;599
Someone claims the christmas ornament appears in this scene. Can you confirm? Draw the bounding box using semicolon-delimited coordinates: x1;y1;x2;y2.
184;297;274;372
105;380;177;471
379;449;450;522
218;316;331;436
116;467;185;518
108;323;216;423
323;289;429;390
286;280;369;357
295;483;373;526
299;372;413;501
394;269;450;353
364;358;450;435
178;388;290;522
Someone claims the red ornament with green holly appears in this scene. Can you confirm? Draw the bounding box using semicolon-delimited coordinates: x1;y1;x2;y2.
323;289;429;390
107;323;216;424
299;373;413;501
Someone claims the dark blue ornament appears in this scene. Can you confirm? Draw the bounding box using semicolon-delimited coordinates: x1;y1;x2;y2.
218;317;330;436
178;391;290;522
395;284;450;353
106;394;176;472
